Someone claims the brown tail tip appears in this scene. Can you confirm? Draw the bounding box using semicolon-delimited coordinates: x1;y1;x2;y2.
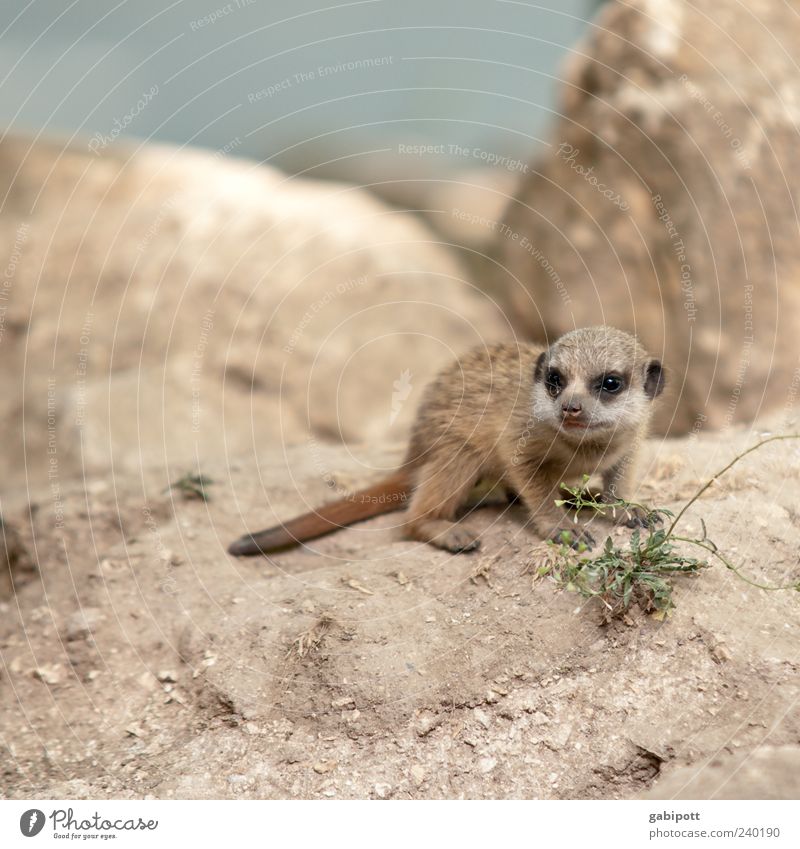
229;470;411;556
227;535;287;556
227;523;299;556
227;535;263;556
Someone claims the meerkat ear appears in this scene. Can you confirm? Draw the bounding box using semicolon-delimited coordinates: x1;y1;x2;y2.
534;351;547;382
644;360;665;399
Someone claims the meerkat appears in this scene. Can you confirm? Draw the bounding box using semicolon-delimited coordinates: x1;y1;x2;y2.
228;326;665;556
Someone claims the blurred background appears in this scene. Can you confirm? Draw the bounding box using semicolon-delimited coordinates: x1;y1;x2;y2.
2;0;797;489
3;0;800;807
0;0;601;182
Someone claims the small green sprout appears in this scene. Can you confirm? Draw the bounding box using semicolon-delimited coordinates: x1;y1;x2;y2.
167;473;215;501
532;434;800;620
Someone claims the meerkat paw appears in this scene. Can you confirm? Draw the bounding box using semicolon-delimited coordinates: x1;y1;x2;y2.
435;526;481;553
610;504;662;529
545;524;596;550
407;519;481;553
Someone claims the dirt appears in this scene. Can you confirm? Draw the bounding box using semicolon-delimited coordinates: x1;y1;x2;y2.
2;420;798;799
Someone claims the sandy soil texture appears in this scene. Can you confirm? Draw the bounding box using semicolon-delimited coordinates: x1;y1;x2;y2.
2;422;798;799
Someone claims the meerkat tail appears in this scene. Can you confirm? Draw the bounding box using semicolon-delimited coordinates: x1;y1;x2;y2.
227;471;411;556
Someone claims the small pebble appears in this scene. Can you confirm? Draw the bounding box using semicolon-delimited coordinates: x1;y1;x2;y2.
313;761;337;774
473;708;491;730
410;765;426;786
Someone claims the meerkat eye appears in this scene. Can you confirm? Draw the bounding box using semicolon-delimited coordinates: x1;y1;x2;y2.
600;374;623;394
545;369;563;397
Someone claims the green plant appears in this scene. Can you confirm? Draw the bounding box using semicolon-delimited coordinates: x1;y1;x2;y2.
533;435;800;620
167;472;215;501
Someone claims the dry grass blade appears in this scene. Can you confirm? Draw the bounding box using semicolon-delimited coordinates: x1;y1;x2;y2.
288;614;335;658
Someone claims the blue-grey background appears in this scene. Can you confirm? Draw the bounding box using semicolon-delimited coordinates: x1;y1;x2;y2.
0;0;600;179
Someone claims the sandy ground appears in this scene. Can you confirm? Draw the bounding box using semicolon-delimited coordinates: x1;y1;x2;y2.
1;420;798;799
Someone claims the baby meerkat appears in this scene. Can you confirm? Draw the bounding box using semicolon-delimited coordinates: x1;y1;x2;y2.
229;326;665;556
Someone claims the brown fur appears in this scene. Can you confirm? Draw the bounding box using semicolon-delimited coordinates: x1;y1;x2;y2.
229;326;664;555
228;472;410;555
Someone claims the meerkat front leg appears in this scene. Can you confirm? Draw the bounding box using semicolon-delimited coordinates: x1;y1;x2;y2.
405;453;484;553
600;449;655;528
507;466;596;550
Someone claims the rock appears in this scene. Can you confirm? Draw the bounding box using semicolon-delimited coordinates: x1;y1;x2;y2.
158;550;182;567
493;0;800;435
545;722;572;750
473;708;491;730
643;746;800;800
414;711;443;737
0;135;506;488
410;764;426;787
137;671;160;692
33;664;64;686
312;761;337;775
373;782;392;799
478;757;497;774
64;608;104;641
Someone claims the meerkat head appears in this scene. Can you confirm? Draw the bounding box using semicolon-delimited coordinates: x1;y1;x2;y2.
531;326;664;441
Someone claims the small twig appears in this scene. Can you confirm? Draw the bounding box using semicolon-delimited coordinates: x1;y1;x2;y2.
672;536;800;592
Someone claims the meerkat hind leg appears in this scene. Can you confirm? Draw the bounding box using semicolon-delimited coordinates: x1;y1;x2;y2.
409;518;481;553
405;457;483;553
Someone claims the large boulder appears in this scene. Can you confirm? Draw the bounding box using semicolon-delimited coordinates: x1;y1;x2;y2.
0;136;507;490
493;0;800;434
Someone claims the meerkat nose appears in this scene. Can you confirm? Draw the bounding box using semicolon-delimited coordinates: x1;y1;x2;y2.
561;400;583;416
